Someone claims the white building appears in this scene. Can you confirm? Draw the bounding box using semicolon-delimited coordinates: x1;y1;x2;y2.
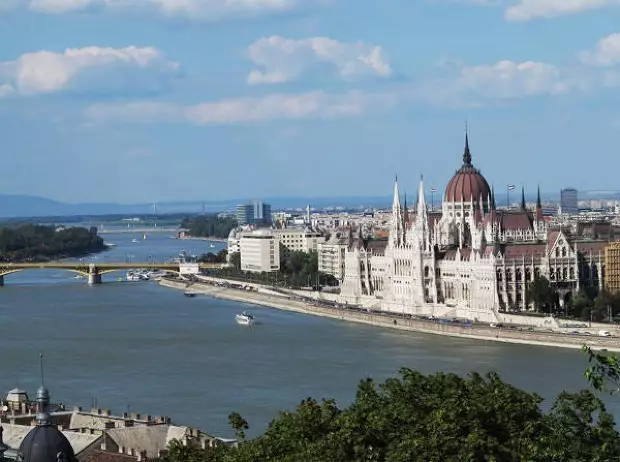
317;234;348;280
240;229;280;273
339;132;607;322
276;226;323;258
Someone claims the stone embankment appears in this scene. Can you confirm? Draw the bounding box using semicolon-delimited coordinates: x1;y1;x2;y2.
159;278;620;352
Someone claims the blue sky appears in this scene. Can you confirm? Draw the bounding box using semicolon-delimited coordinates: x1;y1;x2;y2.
1;0;620;204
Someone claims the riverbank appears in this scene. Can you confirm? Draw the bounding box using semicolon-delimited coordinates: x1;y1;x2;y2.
158;278;620;352
177;236;227;242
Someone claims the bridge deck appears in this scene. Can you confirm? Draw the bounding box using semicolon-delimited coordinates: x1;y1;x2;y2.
0;262;225;270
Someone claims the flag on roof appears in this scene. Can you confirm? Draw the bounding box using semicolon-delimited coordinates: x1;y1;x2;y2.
508;184;516;190
430;187;437;192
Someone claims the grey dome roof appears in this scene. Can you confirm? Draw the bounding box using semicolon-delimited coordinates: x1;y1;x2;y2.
19;426;76;462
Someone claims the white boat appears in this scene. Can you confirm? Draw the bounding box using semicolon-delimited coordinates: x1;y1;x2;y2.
235;312;255;326
131;239;139;243
126;272;142;281
210;244;216;248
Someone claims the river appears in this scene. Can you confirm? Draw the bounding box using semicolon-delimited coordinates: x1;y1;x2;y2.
0;231;617;438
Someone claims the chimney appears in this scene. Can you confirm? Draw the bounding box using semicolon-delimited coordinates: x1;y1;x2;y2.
144;415;151;422
100;440;107;452
157;450;168;459
123;419;134;428
137;450;147;461
104;409;111;416
131;413;140;421
123;413;128;419
105;421;115;429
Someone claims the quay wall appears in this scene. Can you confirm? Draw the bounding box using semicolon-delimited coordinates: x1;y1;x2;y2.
161;278;620;352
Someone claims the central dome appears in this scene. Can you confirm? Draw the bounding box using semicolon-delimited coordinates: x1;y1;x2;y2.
19;425;76;462
444;133;491;203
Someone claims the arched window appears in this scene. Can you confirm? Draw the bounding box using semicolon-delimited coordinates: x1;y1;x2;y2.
583;265;590;278
562;247;567;257
424;266;430;278
555;248;560;257
562;268;568;280
570;268;575;279
534;267;541;278
593;265;598;278
525;268;532;282
496;271;503;282
506;270;512;282
550;269;555;280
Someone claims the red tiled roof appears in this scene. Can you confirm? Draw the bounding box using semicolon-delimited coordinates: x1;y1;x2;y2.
575;241;607;254
502;244;546;260
498;211;533;230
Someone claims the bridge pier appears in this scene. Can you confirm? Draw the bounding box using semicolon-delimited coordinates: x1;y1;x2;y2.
0;275;4;287
88;264;102;285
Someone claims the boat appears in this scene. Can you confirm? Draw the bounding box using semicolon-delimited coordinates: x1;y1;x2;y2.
131;239;138;243
126;272;142;282
210;244;216;248
235;311;255;326
143;234;147;240
104;243;117;247
184;291;197;297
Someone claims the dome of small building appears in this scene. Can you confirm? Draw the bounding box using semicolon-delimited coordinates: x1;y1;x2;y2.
444;132;491;204
228;228;238;239
19;425;76;462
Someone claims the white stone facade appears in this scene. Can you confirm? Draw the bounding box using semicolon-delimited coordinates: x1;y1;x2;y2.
240;230;280;273
339;136;607;323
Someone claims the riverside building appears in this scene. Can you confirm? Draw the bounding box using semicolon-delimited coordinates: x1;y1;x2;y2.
339;133;612;322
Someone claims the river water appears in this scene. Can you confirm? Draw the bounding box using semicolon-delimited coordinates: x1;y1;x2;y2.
0;231;617;438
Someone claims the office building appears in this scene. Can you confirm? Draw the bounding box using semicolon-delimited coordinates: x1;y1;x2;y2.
560;188;578;215
236;201;272;226
605;242;620;294
240;230;280;273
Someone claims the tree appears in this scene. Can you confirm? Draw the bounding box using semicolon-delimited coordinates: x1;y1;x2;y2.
228;412;249;441
229;252;241;271
527;275;556;313
224;369;620;462
570;292;594;320
583;345;620;396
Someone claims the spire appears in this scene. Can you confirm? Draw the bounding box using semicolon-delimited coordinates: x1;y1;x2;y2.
389;176;403;247
417;175;427;216
463;123;472;166
490;185;496;210
536;185;543;222
36;354;51;426
520;186;526;211
403;192;409;224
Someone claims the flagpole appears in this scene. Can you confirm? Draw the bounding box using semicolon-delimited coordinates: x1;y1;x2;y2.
506;185;509;209
431;189;434;211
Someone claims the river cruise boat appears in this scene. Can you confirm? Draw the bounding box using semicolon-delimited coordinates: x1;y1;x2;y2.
235;312;255;326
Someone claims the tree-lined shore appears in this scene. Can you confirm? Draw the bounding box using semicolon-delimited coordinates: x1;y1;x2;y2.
0;224;106;262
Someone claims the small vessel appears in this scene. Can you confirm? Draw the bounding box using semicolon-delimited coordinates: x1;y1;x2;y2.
235;311;255;326
126;272;142;281
184;291;197;297
210;244;216;248
143;234;147;240
74;275;84;279
104;243;117;247
131;238;138;243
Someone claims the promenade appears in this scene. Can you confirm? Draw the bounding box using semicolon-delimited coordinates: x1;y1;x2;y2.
158;277;620;352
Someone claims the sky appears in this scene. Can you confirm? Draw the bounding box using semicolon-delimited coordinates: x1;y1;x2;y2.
1;0;620;204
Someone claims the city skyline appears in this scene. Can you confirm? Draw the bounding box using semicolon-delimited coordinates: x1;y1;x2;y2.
1;1;620;203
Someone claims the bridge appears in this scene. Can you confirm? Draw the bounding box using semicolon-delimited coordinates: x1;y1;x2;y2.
97;227;188;235
0;261;226;285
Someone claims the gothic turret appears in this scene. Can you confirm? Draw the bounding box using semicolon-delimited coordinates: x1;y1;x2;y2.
536;185;543;222
389;176;403;248
520;186;526;211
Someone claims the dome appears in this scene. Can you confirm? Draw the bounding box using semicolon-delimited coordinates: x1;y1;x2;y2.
19;426;76;462
444;133;491;203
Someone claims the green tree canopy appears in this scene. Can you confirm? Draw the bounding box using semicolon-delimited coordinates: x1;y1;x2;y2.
166;368;620;462
527;275;556;313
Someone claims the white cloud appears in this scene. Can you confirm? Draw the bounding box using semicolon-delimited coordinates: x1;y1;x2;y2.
0;84;15;97
25;0;297;20
247;36;392;85
86;90;393;125
580;33;620;66
505;0;618;21
0;46;179;95
458;60;568;98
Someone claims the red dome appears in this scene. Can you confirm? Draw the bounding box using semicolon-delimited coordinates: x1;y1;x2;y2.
444;133;491;203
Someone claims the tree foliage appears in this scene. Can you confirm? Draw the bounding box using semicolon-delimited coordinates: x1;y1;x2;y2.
527;275;556;313
583;345;620;396
197;249;228;264
166;369;620;462
0;224;106;262
182;216;237;239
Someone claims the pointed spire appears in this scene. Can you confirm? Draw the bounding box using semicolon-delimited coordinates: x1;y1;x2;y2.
536;185;543;222
536;185;542;208
520;186;526;211
36;354;51;426
403;192;409;225
463;122;472;166
490;185;496;210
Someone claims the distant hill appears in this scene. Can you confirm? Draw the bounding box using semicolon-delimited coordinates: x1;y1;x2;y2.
0;191;578;219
